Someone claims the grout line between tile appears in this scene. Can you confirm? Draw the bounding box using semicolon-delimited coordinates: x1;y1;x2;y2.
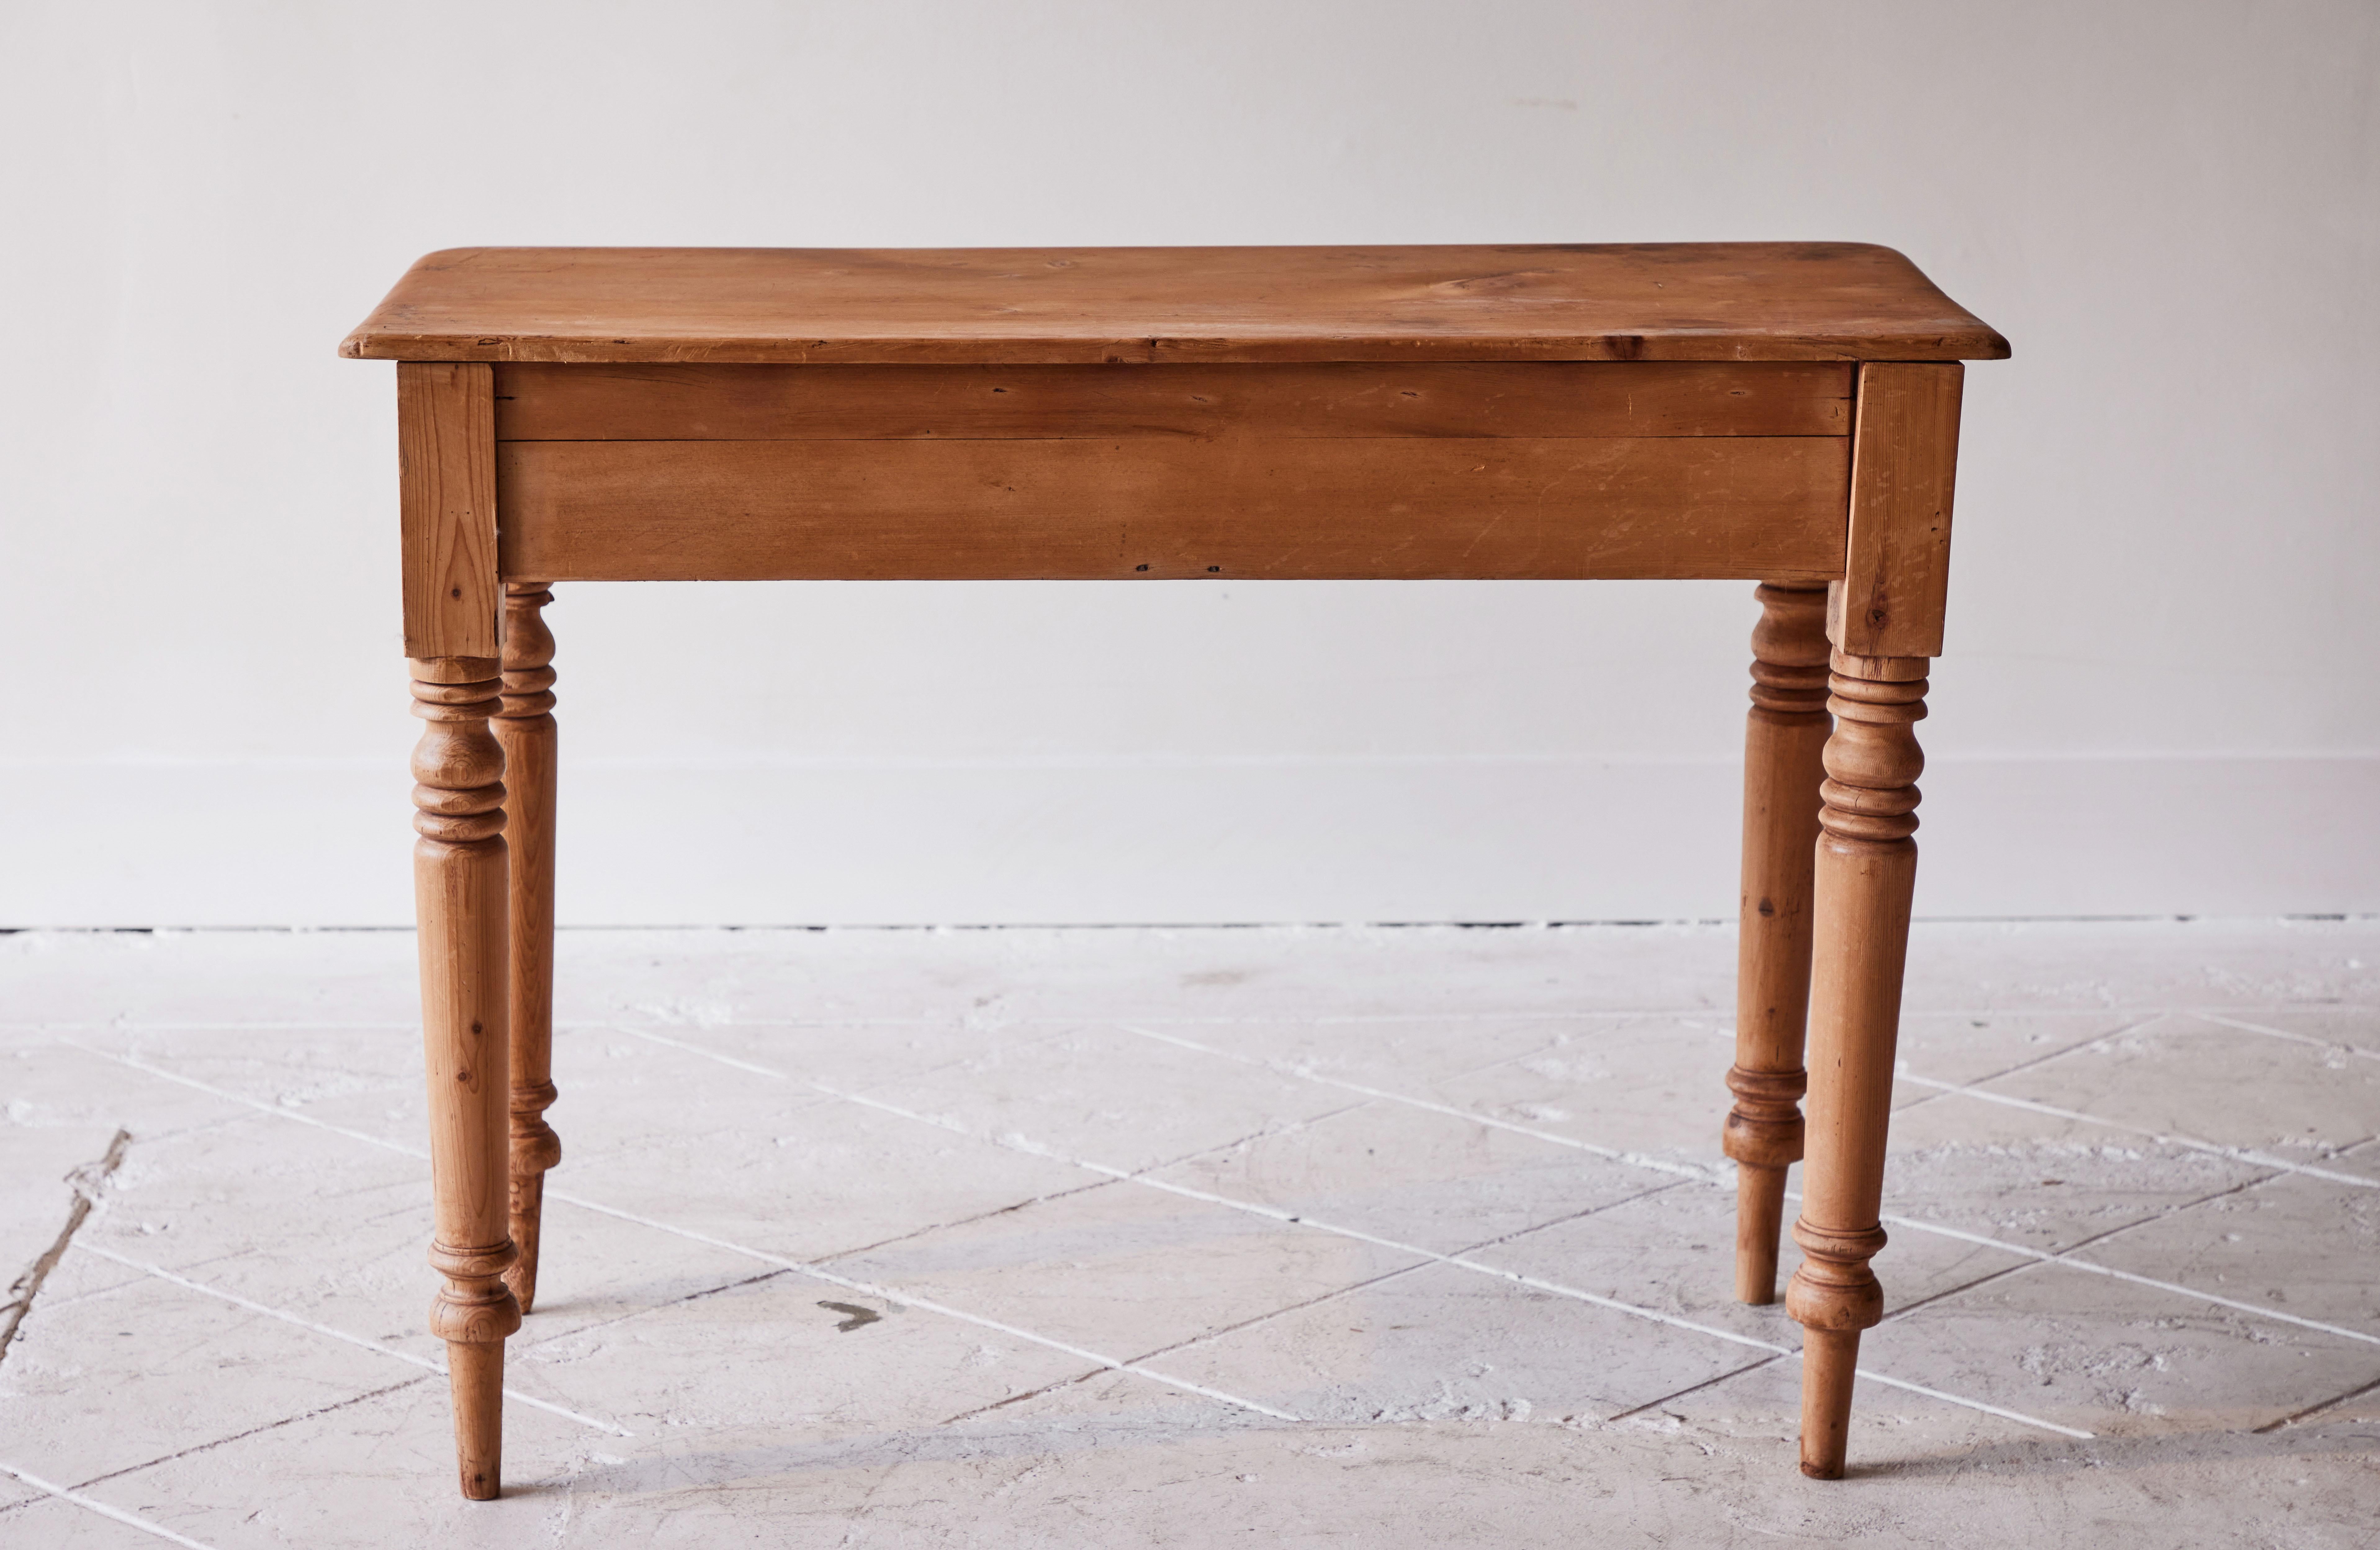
1606;1353;1787;1423
1895;1075;2380;1189
85;1023;2256;1448
2196;1011;2380;1063
83;1047;434;1157
1120;1024;1715;1182
616;1024;2088;1439
1909;1012;2168;1092
1848;1370;2094;1439
535;1187;1304;1422
1119;1022;2380;1357
68;1377;435;1493
1098;1179;1698;1384
943;1255;1462;1428
76;1043;1302;1426
1851;1202;2380;1348
2251;1370;2380;1433
71;1244;634;1436
0;1459;218;1549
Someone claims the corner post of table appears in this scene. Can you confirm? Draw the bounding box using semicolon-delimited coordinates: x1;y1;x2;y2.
398;361;521;1499
1787;360;1962;1479
495;581;562;1314
1727;580;1830;1304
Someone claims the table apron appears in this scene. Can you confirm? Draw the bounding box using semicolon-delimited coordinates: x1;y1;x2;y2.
495;434;1850;583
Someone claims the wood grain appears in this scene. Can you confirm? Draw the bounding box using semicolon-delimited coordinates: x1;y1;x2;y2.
493;361;1852;441
1832;363;1963;658
1787;648;1928;1480
408;655;521;1499
494;585;561;1317
344;244;2010;365
497;436;1851;583
398;363;501;660
1727;581;1830;1306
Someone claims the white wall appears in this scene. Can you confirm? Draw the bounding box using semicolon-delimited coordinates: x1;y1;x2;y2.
2;1;2373;926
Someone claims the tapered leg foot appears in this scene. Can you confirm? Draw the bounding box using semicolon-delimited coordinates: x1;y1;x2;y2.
496;584;562;1315
1797;1328;1861;1479
411;656;523;1500
1787;647;1927;1479
1728;581;1829;1305
1733;1162;1788;1305
446;1339;507;1499
504;1164;551;1313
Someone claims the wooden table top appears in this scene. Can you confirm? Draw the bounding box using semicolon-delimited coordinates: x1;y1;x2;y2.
342;243;2006;366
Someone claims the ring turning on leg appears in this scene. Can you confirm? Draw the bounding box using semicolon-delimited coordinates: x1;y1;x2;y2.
494;584;562;1314
1728;581;1830;1304
1788;648;1927;1479
411;657;523;1499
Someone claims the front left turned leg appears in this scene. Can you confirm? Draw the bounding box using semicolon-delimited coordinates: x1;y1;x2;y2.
1788;648;1927;1480
411;656;523;1499
494;584;562;1314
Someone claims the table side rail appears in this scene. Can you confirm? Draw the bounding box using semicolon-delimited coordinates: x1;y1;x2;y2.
492;361;1852;583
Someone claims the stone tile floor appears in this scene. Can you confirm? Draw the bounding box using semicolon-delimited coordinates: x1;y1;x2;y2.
0;919;2375;1546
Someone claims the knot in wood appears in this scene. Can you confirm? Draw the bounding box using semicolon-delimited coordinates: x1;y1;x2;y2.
1722;1112;1804;1169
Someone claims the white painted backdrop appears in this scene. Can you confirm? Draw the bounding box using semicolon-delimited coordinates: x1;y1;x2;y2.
3;1;2373;926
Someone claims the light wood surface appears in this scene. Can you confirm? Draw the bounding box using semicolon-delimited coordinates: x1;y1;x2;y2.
1787;648;1929;1480
492;361;1852;441
1726;581;1831;1304
360;240;2002;1492
408;655;522;1499
1833;363;1964;658
398;364;500;661
494;585;561;1316
343;244;2009;365
497;435;1850;584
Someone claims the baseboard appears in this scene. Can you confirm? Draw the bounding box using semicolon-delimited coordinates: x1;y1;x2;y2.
2;756;2372;926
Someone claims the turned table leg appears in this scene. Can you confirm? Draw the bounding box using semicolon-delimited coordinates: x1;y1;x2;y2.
1787;648;1927;1479
410;656;523;1500
495;584;562;1314
1726;581;1830;1304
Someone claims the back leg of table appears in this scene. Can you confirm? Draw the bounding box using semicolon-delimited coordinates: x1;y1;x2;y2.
495;584;562;1315
410;655;523;1499
1726;581;1830;1304
1788;648;1928;1479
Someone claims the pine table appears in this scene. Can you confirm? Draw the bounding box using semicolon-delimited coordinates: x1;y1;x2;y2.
341;243;2007;1496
